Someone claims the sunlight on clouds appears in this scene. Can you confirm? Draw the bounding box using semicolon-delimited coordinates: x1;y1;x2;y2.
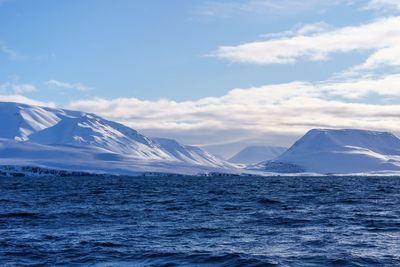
0;94;55;107
212;16;400;72
322;74;400;98
0;83;36;94
68;74;400;145
365;0;400;11
1;0;399;146
45;80;92;91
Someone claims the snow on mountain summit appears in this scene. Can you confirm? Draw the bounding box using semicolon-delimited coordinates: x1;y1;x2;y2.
4;102;399;176
0;102;60;141
0;102;168;159
153;137;234;168
0;102;234;175
29;113;172;160
254;128;400;174
290;129;400;156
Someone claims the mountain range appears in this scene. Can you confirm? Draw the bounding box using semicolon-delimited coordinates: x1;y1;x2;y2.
0;102;235;176
2;102;400;176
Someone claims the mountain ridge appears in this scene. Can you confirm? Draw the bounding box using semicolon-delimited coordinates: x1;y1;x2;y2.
0;102;236;175
2;102;400;176
253;128;400;174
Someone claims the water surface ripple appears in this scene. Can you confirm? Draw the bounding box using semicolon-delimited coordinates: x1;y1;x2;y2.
1;176;400;266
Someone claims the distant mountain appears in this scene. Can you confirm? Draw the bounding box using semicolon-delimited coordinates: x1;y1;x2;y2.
4;103;400;176
0;102;236;176
152;138;232;169
228;145;286;165
253;129;400;174
201;142;254;159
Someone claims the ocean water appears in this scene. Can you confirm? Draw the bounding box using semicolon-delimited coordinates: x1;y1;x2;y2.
1;176;400;266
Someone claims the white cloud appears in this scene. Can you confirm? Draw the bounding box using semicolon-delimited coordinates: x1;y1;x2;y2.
68;74;400;145
0;82;36;94
11;84;36;94
351;44;400;71
45;80;92;91
0;94;55;107
261;22;333;39
0;42;22;60
212;16;400;71
197;0;350;18
365;0;400;12
295;22;333;36
322;74;400;98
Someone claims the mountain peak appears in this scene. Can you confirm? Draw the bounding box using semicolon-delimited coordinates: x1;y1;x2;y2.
0;102;235;175
257;128;400;174
0;102;61;141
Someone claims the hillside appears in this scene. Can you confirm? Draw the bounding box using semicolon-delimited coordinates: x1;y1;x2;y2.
254;129;400;174
0;102;236;175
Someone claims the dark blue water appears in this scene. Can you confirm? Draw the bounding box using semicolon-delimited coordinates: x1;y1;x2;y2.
1;176;400;266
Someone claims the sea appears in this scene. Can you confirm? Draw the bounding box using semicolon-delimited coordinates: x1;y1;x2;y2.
1;175;400;266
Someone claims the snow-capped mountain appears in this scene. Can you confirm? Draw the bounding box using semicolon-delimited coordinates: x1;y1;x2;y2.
0;102;236;175
228;145;287;165
4;103;400;176
253;129;400;174
153;138;233;168
0;102;61;140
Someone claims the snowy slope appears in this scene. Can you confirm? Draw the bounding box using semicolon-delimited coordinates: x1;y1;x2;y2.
0;138;234;176
29;114;172;160
254;129;400;174
0;102;60;141
153;138;234;168
0;102;236;175
228;145;286;165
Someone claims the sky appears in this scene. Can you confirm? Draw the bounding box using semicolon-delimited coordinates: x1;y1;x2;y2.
1;0;400;156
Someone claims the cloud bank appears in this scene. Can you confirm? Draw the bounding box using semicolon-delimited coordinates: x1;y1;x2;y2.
0;82;36;94
212;16;400;72
0;94;55;107
365;0;400;11
45;80;92;91
1;0;399;147
68;74;400;145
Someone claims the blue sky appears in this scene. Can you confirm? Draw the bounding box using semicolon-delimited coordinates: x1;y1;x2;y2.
0;0;375;101
1;0;400;152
